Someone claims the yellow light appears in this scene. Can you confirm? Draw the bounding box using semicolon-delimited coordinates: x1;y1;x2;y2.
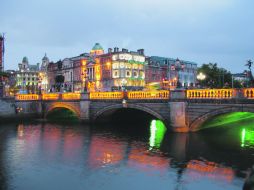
82;60;87;66
62;93;81;100
15;94;39;101
90;92;124;99
42;94;59;100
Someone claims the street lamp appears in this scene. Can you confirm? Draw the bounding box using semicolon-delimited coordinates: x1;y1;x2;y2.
120;78;127;91
197;72;206;88
81;71;88;93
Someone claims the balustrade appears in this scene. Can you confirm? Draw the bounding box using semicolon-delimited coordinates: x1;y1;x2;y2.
244;88;254;98
187;89;235;99
42;94;60;100
15;94;39;101
127;90;169;99
16;89;254;101
89;92;124;99
62;93;81;100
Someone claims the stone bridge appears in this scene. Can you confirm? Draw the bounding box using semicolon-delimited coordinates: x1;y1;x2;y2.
12;88;254;132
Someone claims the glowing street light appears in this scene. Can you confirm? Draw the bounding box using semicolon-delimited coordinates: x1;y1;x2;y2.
197;72;206;80
197;72;206;88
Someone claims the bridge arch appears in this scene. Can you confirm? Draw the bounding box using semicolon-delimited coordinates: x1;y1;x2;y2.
45;102;81;118
93;103;166;124
190;106;254;131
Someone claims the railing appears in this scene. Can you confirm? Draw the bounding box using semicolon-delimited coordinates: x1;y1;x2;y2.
89;92;124;99
15;89;254;101
15;94;39;101
42;94;60;100
244;88;254;99
62;93;81;100
127;90;169;99
187;89;235;99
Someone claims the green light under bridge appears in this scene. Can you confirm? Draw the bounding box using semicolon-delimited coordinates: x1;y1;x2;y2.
149;120;167;149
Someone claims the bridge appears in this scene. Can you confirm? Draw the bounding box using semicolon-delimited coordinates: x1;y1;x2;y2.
12;88;254;132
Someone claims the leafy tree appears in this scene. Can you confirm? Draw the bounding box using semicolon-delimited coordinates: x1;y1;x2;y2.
197;63;242;88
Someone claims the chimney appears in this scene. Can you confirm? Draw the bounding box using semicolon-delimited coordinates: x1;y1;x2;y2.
122;48;128;53
116;47;119;52
108;48;112;53
114;47;117;52
137;49;144;55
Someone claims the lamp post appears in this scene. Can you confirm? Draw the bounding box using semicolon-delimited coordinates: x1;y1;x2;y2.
81;71;88;93
120;78;127;91
197;72;206;88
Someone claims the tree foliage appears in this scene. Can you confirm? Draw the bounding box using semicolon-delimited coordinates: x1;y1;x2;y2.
197;63;233;88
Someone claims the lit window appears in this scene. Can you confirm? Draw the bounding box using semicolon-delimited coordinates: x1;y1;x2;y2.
113;70;119;78
126;70;131;77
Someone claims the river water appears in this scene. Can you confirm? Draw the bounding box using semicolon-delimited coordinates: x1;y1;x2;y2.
0;114;254;190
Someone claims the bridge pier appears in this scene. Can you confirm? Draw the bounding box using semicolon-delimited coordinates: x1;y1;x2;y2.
169;90;189;132
80;93;90;122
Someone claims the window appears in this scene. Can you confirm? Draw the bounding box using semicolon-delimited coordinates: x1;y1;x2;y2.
126;70;131;77
133;71;138;78
113;70;119;78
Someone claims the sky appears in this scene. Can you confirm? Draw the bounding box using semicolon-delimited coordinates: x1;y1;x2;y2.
0;0;253;73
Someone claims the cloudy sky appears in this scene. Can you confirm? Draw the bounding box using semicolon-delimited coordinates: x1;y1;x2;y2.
1;0;253;72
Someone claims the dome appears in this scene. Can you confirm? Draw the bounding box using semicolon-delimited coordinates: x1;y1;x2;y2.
42;53;49;61
92;43;103;51
90;43;104;55
22;56;28;63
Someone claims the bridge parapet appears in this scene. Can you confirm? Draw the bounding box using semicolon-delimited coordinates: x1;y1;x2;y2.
127;90;169;99
244;88;254;99
186;89;236;99
15;94;39;101
89;92;124;99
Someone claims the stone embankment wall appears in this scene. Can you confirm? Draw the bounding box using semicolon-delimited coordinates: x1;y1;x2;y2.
0;98;41;122
0;98;16;119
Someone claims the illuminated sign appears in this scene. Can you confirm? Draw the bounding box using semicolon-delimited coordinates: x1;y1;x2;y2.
113;54;145;63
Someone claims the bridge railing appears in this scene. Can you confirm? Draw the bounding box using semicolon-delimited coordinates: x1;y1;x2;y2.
186;89;235;99
62;93;81;100
127;90;169;99
42;94;60;100
15;94;39;101
89;92;124;99
243;88;254;99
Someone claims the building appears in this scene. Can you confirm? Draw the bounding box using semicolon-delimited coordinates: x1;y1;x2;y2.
146;56;198;89
16;57;40;94
39;54;50;93
0;34;4;97
84;44;146;91
232;71;250;87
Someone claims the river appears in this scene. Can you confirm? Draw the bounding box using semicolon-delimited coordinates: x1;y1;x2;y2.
0;113;254;190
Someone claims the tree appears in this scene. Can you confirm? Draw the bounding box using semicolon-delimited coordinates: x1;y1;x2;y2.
245;59;254;87
197;63;233;88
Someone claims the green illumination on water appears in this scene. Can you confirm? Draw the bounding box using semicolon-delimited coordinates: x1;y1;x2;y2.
202;112;254;129
202;112;254;148
149;120;167;149
241;128;254;148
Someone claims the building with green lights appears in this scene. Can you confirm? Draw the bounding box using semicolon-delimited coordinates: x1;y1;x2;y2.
16;57;41;93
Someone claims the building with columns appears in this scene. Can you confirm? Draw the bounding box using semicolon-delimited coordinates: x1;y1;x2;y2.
16;57;40;93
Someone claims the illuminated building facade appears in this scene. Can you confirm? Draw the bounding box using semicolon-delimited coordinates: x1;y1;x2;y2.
146;56;197;89
109;48;146;91
16;57;40;94
39;54;50;93
0;34;4;97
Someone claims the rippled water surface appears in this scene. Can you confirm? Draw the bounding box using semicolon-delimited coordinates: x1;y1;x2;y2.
0;117;254;190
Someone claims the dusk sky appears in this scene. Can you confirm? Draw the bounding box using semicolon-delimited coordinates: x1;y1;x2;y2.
1;0;253;73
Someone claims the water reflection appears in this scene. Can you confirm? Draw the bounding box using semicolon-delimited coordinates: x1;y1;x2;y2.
149;120;167;149
241;128;254;148
0;119;253;189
